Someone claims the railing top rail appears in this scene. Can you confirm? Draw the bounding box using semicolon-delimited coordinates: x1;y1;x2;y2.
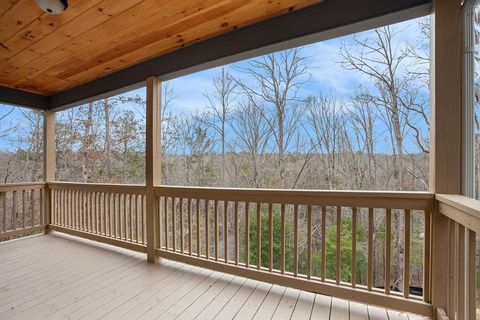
436;194;480;233
0;182;46;192
154;185;434;210
48;181;146;195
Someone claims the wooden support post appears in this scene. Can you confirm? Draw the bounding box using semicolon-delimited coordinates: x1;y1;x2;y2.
146;76;161;263
44;111;56;232
430;0;462;316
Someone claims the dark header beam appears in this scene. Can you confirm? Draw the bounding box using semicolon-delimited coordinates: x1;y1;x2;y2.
1;0;432;111
0;86;49;111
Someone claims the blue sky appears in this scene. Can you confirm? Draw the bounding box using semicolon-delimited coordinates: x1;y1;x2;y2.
0;16;430;154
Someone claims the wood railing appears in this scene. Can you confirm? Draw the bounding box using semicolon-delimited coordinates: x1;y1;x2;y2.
17;182;480;317
0;182;46;240
48;182;147;253
434;194;480;320
154;186;434;316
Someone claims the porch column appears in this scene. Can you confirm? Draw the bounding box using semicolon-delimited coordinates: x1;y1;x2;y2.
145;76;161;262
429;0;462;316
43;111;56;231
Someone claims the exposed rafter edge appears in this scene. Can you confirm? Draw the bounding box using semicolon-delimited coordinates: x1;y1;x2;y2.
0;0;432;111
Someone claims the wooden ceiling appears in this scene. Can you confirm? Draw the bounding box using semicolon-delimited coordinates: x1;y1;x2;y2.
0;0;322;96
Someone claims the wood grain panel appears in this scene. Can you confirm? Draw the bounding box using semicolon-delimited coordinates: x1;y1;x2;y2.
0;0;321;95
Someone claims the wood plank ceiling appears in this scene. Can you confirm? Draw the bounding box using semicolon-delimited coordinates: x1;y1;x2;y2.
0;0;322;96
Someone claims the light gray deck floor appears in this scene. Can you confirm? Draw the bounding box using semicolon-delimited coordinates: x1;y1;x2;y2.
0;233;430;320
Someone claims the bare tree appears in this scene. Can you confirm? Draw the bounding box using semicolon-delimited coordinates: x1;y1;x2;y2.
204;67;237;184
234;48;309;187
305;95;346;189
340;26;428;189
229;100;272;187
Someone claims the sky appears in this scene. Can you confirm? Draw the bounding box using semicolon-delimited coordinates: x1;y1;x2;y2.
0;16;430;154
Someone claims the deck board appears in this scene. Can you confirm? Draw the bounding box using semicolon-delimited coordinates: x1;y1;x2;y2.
0;233;431;320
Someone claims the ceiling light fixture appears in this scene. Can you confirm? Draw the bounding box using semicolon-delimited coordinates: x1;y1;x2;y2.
35;0;68;15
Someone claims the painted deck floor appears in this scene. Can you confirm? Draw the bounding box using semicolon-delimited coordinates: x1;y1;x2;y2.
0;233;429;320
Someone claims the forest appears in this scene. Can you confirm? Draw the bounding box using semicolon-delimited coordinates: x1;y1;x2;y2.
0;17;475;294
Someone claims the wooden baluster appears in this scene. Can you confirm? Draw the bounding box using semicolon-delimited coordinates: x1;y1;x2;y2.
22;190;26;229
65;189;73;229
136;194;140;244
12;191;17;231
2;193;5;232
188;198;192;255
85;191;93;233
130;194;134;241
112;193;117;238
57;190;65;226
385;209;391;294
143;196;147;245
256;202;261;270
448;221;456;315
196;199;200;257
293;204;299;277
74;190;78;230
38;189;44;226
81;191;85;231
40;189;44;226
235;201;239;265
60;189;63;227
336;206;341;285
321;205;326;282
423;210;431;302
30;189;34;227
180;197;184;253
100;192;104;234
61;190;66;226
75;190;79;229
172;197;177;251
468;230;476;319
368;208;374;291
97;192;100;233
78;191;82;231
123;194;127;240
403;209;411;298
307;205;312;280
108;193;112;236
352;207;357;288
456;224;465;320
77;191;81;231
65;189;68;227
214;200;219;261
268;203;273;272
224;201;229;264
280;203;285;275
107;192;111;236
89;191;92;232
205;199;210;259
245;201;250;268
64;190;67;228
164;196;168;249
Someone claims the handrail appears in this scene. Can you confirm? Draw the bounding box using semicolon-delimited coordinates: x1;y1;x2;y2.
0;182;46;192
436;194;480;233
48;181;146;195
155;186;434;210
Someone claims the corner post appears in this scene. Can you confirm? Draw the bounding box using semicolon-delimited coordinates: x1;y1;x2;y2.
429;0;462;316
146;76;161;262
43;111;56;232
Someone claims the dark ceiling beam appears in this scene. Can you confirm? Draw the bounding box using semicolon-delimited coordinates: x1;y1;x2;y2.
0;85;49;110
1;0;432;111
